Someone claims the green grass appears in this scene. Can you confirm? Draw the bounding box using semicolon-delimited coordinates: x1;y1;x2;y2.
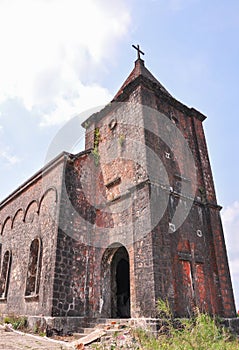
1;314;47;336
3;315;28;330
133;300;239;350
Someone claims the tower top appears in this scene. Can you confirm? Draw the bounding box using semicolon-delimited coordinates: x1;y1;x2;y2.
113;46;172;100
132;44;145;60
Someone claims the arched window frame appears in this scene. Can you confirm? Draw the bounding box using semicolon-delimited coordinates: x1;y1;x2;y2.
25;238;42;299
0;250;12;300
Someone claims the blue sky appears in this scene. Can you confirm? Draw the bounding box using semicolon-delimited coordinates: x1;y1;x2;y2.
0;0;238;310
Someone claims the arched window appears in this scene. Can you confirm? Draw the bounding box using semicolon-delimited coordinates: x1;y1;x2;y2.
0;250;12;299
25;238;42;297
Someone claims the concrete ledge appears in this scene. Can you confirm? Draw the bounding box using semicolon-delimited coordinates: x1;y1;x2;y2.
27;316;161;335
220;318;239;335
27;316;91;334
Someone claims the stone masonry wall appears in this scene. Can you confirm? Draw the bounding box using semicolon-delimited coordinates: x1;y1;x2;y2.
0;155;65;316
84;94;161;318
52;152;96;317
140;82;236;317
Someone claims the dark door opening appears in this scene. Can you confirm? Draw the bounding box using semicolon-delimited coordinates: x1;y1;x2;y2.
116;258;130;318
101;245;131;318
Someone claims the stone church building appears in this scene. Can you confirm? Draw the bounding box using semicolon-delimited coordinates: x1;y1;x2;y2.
0;50;236;331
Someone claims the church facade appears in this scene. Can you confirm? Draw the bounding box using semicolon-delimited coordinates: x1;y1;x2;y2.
0;54;236;330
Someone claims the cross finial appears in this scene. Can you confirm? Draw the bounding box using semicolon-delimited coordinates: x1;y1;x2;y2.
132;44;145;60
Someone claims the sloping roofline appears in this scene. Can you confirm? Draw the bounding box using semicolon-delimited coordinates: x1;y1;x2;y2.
0;149;91;209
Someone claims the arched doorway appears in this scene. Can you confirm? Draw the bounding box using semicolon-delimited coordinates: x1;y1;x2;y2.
101;244;130;318
113;248;130;318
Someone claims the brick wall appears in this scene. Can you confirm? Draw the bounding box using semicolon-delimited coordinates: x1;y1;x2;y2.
0;155;65;316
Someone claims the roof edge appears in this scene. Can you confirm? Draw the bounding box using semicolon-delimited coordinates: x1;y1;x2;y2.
113;75;207;122
0;152;68;209
0;149;91;209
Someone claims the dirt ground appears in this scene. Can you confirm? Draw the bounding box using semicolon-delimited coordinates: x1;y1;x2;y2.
0;321;141;349
0;328;72;350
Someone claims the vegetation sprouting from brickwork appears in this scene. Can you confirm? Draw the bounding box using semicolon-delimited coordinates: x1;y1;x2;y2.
92;127;101;166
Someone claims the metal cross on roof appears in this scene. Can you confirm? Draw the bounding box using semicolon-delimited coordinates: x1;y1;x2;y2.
132;44;145;60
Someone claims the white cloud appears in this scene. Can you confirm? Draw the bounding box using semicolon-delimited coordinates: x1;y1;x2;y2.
222;201;239;268
222;201;239;225
222;201;239;264
39;70;113;127
0;149;21;166
0;0;131;125
0;126;20;165
221;201;239;308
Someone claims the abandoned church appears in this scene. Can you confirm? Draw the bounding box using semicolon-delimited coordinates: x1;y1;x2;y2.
0;48;237;332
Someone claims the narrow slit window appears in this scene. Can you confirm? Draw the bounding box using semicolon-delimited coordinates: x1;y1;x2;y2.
25;238;42;297
0;250;12;299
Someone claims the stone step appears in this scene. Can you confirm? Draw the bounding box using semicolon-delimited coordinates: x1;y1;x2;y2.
70;320;132;348
99;318;131;323
90;318;131;327
87;318;131;328
72;333;86;339
105;328;125;334
72;329;107;347
73;318;131;340
82;327;97;334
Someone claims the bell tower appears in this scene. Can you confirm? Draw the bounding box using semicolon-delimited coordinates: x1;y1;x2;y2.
82;47;236;319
